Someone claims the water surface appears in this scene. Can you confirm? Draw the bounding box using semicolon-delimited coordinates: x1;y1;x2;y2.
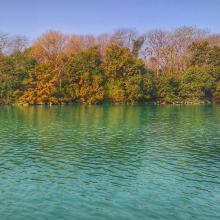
0;105;220;220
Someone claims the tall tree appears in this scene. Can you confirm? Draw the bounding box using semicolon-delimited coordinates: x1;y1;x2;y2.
66;47;105;104
31;30;69;91
104;44;153;103
0;50;36;104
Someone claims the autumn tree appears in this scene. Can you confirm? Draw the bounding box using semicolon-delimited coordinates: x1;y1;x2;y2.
65;34;96;57
0;27;220;106
30;30;69;92
104;44;153;103
66;47;105;104
19;63;66;105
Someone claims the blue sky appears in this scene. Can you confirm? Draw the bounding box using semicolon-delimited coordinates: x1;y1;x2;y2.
0;0;219;39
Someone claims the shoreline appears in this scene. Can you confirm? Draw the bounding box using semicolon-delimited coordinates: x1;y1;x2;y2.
0;101;219;107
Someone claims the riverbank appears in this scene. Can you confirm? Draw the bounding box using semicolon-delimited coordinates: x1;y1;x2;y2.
0;100;218;107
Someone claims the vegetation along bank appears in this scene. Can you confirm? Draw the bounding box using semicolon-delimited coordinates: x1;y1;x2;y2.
0;27;220;105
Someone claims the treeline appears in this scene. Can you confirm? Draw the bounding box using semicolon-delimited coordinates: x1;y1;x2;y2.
0;26;220;105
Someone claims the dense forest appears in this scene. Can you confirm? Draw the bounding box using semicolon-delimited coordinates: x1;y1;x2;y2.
0;26;220;105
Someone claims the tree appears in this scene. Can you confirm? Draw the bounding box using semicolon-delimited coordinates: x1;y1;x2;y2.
168;27;207;72
190;41;220;67
131;36;145;58
110;29;138;50
19;63;66;105
0;50;36;104
144;27;207;74
144;29;169;75
156;74;181;104
110;29;145;58
0;32;9;52
31;30;67;64
31;30;69;92
66;47;105;104
180;66;217;103
104;44;152;103
206;34;220;47
8;35;29;54
65;34;96;57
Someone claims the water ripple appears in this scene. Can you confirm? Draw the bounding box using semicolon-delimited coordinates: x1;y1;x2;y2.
0;105;220;220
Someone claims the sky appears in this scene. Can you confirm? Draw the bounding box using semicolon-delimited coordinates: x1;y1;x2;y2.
0;0;219;40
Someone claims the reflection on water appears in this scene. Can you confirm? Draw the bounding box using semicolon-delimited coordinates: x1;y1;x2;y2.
0;105;220;220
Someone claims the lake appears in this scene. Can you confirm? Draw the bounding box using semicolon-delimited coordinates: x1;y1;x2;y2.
0;105;220;220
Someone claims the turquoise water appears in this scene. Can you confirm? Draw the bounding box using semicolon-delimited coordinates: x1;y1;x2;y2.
0;105;220;220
